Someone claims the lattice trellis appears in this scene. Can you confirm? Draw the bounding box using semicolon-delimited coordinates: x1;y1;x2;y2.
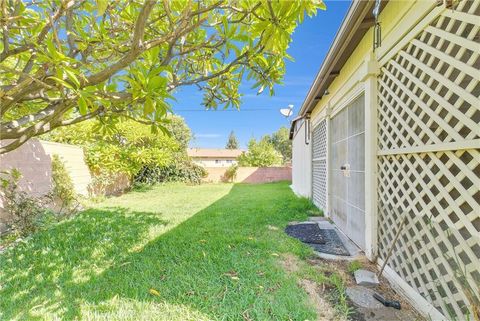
312;119;327;210
377;1;480;319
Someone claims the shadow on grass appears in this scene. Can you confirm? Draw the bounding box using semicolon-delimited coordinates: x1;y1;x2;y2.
0;183;316;320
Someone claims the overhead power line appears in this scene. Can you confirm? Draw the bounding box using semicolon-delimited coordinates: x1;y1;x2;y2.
173;108;274;112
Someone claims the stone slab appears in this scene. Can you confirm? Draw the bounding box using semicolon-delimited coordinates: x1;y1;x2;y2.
347;286;384;309
355;269;379;287
347;286;422;321
307;216;328;222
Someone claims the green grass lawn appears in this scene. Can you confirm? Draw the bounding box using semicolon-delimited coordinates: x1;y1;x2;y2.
0;182;324;321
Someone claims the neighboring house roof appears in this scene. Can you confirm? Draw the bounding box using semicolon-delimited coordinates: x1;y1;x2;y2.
187;148;244;158
297;0;387;118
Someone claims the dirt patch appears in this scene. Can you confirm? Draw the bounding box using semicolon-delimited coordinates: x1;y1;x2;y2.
305;256;425;321
279;253;424;321
299;279;345;321
279;254;345;321
279;253;301;274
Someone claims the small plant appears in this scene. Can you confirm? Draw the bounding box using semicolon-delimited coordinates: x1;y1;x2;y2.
0;169;50;237
223;164;238;182
347;260;363;274
51;155;79;217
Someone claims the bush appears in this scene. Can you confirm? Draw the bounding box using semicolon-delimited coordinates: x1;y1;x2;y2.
134;158;207;186
51;155;79;217
223;165;238;182
43;116;191;183
238;137;282;167
0;169;50;237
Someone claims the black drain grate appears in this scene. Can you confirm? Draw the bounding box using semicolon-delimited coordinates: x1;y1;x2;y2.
285;223;350;256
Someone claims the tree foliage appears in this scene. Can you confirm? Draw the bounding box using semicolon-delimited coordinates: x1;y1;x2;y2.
266;126;291;163
225;130;239;149
238;137;282;167
42;114;191;178
0;0;325;153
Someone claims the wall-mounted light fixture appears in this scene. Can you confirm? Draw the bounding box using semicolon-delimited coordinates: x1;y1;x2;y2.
373;0;382;51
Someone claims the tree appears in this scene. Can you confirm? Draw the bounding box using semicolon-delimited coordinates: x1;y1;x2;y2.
238;137;282;167
42;114;191;178
267;126;291;163
0;1;325;154
225;131;239;149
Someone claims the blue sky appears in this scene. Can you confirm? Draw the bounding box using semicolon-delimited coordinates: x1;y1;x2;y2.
172;1;350;149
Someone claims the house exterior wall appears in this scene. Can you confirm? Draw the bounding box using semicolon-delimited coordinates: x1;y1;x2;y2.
310;1;416;121
291;120;311;198
294;1;479;320
192;157;238;168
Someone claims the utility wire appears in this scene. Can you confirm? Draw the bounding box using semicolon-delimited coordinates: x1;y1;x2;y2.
173;108;274;112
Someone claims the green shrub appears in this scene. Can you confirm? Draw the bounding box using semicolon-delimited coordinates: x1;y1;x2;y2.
51;155;78;216
42;116;191;183
0;169;50;237
238;137;282;167
223;164;238;182
134;158;207;185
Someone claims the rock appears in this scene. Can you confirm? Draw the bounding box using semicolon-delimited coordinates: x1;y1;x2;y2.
347;286;384;309
354;269;379;287
347;286;420;321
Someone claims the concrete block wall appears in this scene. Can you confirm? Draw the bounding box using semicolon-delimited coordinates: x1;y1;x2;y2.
0;139;94;224
203;166;291;183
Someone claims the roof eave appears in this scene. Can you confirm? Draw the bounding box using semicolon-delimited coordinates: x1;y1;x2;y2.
298;0;383;117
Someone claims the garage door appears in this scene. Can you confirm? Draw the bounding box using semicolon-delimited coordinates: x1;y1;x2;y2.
312;119;327;211
330;94;365;249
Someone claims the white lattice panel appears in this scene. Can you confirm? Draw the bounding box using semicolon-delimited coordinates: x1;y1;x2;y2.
377;1;480;319
313;119;327;159
312;120;327;210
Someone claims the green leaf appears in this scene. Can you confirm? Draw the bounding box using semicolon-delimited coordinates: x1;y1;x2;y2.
46;38;58;58
148;76;166;91
47;76;74;90
318;0;327;11
96;0;108;16
78;96;88;115
64;69;80;89
144;97;155;115
156;100;170;114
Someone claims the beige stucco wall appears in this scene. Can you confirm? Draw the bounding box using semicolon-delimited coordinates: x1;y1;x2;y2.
40;141;93;195
0;139;93;223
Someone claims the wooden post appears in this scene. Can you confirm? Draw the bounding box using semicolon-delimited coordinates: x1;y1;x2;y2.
363;52;379;261
325;102;332;218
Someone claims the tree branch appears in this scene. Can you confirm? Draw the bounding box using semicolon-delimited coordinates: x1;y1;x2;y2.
83;0;157;86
